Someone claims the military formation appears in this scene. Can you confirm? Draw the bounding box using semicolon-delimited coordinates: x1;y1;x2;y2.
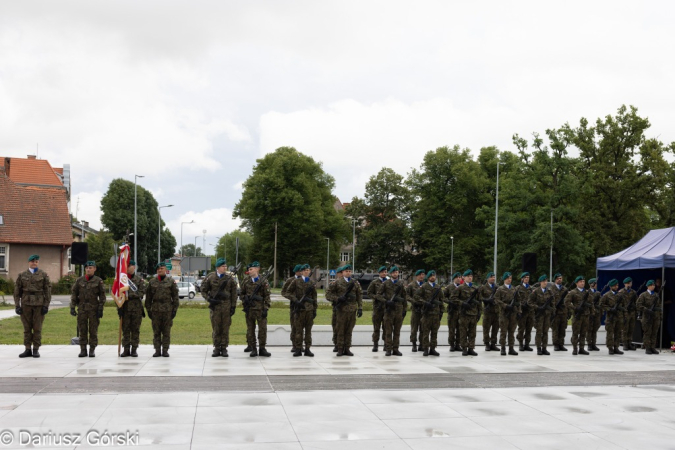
11;254;666;358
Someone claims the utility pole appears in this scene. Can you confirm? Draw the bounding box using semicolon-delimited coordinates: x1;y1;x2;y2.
134;175;144;265
352;219;356;272
550;210;554;278
273;222;278;288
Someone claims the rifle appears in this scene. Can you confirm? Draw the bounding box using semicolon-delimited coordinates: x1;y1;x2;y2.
625;281;646;312
644;281;666;319
242;265;274;313
385;282;404;312
292;269;320;313
483;283;497;309
207;264;240;310
460;284;480;311
335;278;357;308
422;286;443;313
552;281;575;314
536;288;555;317
573;289;591;319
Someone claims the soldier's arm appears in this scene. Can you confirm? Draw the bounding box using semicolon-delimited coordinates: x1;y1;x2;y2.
311;282;318;307
138;278;147;300
97;279;106;310
13;273;22;307
264;282;272;309
229;279;238;306
413;286;425;306
43;273;52;307
280;278;292;298
200;276;210;300
171;282;179;312
450;286;462;305
355;282;363;309
70;279;79;308
325;282;336;303
282;279;297;301
527;290;538;309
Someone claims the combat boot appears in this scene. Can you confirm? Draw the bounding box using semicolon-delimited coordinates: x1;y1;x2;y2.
89;346;96;357
468;348;477;356
212;347;221;357
537;347;543;355
372;343;378;352
153;347;161;357
19;347;32;358
490;343;499;351
559;345;568;351
591;344;600;351
79;345;88;357
524;343;534;351
579;346;589;355
412;343;417;352
304;348;314;357
385;350;392;356
462;348;469;356
608;347;614;355
333;346;338;353
258;347;271;357
573;347;578;355
449;345;455;352
646;348;653;354
629;343;637;351
508;346;518;356
344;348;354;356
542;347;550;355
292;348;302;357
501;346;506;356
484;344;490;351
250;347;259;357
454;345;462;352
429;347;440;356
336;348;344;357
32;347;40;358
131;346;138;357
162;348;170;357
393;349;402;356
519;342;525;352
290;347;298;353
221;347;228;357
651;348;660;354
614;347;623;355
553;344;561;351
121;346;131;357
423;348;429;356
244;345;253;353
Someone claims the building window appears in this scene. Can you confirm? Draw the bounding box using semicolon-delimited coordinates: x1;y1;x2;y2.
0;245;7;270
340;252;351;262
0;214;4;225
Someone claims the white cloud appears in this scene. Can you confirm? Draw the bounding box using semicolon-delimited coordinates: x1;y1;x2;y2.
73;190;104;230
233;181;243;191
166;208;241;253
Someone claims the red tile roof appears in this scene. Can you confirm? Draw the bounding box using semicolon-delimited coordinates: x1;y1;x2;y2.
1;157;63;187
0;175;72;245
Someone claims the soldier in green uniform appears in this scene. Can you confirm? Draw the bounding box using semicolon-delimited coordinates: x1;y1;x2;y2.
636;280;661;354
414;270;444;356
282;264;303;352
565;276;592;355
13;254;51;358
326;264;363;356
480;272;499;351
406;269;426;352
70;261;106;357
494;272;519;356
201;258;237;357
380;265;407;356
368;266;388;352
240;261;272;357
618;277;638;351
599;278;624;355
444;272;462;352
586;278;603;351
516;272;534;352
328;266;344;352
452;270;482;356
117;260;146;357
550;273;569;351
285;264;317;357
528;275;554;355
145;262;179;357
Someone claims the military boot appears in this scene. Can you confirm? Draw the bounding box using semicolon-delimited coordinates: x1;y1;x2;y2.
32;347;40;358
304;348;314;357
508;346;518;356
212;347;221;357
336;348;344;357
258;347;271;357
221;347;228;357
462;348;469;356
646;348;653;354
608;347;614;355
537;347;543;355
385;349;392;356
393;348;402;356
250;347;259;357
19;347;32;358
121;346;131;357
542;347;550;355
162;347;170;357
501;346;507;356
429;347;440;356
131;346;138;357
553;344;561;351
579;346;589;355
290;346;298;353
153;347;161;357
490;343;499;351
412;343;418;352
454;345;462;352
591;344;600;351
423;347;429;356
372;343;378;352
344;348;354;357
292;348;302;357
244;345;253;353
573;347;578;355
524;343;534;351
89;346;96;357
484;343;490;351
449;345;456;352
629;343;637;351
468;348;477;356
614;347;623;355
651;348;660;354
519;342;525;352
333;346;338;353
559;345;568;351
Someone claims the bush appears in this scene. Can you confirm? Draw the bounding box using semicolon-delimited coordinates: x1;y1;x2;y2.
52;274;77;295
0;277;15;297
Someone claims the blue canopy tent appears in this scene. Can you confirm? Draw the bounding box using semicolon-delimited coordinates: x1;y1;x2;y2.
597;227;675;349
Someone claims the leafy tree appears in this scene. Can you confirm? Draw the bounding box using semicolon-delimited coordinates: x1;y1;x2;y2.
179;244;204;257
84;231;116;279
214;230;254;268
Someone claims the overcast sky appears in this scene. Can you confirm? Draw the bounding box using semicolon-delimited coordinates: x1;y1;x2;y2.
1;1;674;254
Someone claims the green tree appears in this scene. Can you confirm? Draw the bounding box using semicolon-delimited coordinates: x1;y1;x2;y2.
84;231;116;279
233;147;350;278
179;244;204;257
214;230;254;268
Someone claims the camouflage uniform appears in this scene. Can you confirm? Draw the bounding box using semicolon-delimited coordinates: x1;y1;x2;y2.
367;277;386;348
515;283;535;350
528;287;554;350
586;288;603;350
284;276;317;351
444;283;461;349
636;290;661;351
201;271;238;353
14;268;51;351
550;283;569;349
281;276;299;347
240;275;272;350
451;282;482;353
618;287;638;350
599;290;625;353
565;288;594;353
380;278;407;353
121;273;146;349
480;282;499;349
326;277;363;353
414;281;445;353
406;280;424;346
70;275;106;348
495;284;519;350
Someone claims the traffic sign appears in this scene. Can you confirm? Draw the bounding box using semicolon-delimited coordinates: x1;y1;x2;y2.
329;270;336;276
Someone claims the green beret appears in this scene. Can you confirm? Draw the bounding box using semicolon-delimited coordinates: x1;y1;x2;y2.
588;278;597;284
248;261;260;268
216;258;227;268
378;266;388;273
342;264;352;271
293;264;302;273
28;254;40;262
487;272;495;278
463;269;473;276
623;277;632;284
155;261;166;269
85;261;96;267
646;280;655;287
502;271;512;280
519;272;530;279
389;265;399;273
554;273;562;279
128;259;136;267
426;270;436;278
608;279;619;287
452;272;462;280
574;275;585;283
336;266;344;273
302;264;310;270
415;269;425;277
538;274;548;282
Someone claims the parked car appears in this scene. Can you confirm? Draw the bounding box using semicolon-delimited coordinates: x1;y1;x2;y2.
175;281;196;299
195;279;203;292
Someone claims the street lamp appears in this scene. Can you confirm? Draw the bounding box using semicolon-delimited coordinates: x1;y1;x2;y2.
194;236;200;256
134;175;144;264
180;220;195;258
157;204;173;265
325;237;330;279
352;219;357;273
493;161;505;276
451;236;454;277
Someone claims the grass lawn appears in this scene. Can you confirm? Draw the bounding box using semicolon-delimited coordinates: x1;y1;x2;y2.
0;305;15;310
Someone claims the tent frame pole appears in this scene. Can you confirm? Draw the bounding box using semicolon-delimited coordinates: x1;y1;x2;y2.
661;265;665;351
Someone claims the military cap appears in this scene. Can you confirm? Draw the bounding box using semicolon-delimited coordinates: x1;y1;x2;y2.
426;270;436;278
588;278;597;284
85;261;96;267
502;271;512;280
487;272;495;278
519;271;530;279
389;265;400;273
216;258;227;268
378;265;388;273
452;272;462;280
128;259;136;267
415;269;425;277
293;264;302;273
463;269;473;276
574;275;585;283
608;279;619;287
336;266;344;273
302;263;311;270
646;279;655;287
538;274;548;282
28;254;40;262
248;261;260;268
553;272;562;279
623;277;632;284
155;261;167;269
342;264;352;271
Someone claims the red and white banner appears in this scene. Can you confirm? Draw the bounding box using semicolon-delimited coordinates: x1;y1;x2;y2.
112;243;130;308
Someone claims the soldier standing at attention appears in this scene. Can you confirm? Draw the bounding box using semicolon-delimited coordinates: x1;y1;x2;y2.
282;264;303;353
118;260;146;357
327;266;344;352
406;269;426;352
516;272;534;352
480;272;499;351
444;272;462;352
618;277;638;351
599;279;624;355
414;270;444;356
14;254;51;358
565;276;592;355
200;258;237;357
368;266;388;352
495;272;519;356
285;264;317;357
145;262;179;357
550;273;569;351
326;264;363;356
452;270;481;356
380;265;407;356
586;278;602;351
240;261;272;357
70;261;106;357
529;275;554;355
636;280;660;354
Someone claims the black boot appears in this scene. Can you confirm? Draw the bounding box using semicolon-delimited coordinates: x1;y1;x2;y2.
423;347;429;356
524;343;534;351
591;344;600;351
449;344;456;352
429;347;440;356
221;347;228;357
412;343;418;352
559;345;568;351
508;346;518;356
468;348;477;356
385;350;392;356
646;348;653;354
651;348;660;354
454;345;462;352
121;346;131;357
542;347;550;355
393;349;402;356
484;344;491;351
501;346;506;356
292;348;302;357
490;343;499;351
32;347;40;358
153;347;161;357
462;348;468;356
573;347;578;355
162;347;170;357
537;347;543;355
337;348;344;357
89;346;96;357
608;347;614;355
291;347;298;353
19;347;32;358
250;347;259;357
304;348;314;357
553;344;561;351
344;348;354;356
131;346;138;357
333;346;338;353
614;347;623;355
579;346;589;355
212;347;221;357
519;343;525;352
244;345;253;353
372;344;378;352
259;347;271;357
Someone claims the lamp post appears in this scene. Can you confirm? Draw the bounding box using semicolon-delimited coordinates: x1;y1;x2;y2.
157;204;173;265
194;236;200;256
451;236;454;277
134;174;144;264
352;219;357;272
180;220;194;258
493;161;505;276
325;237;330;279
